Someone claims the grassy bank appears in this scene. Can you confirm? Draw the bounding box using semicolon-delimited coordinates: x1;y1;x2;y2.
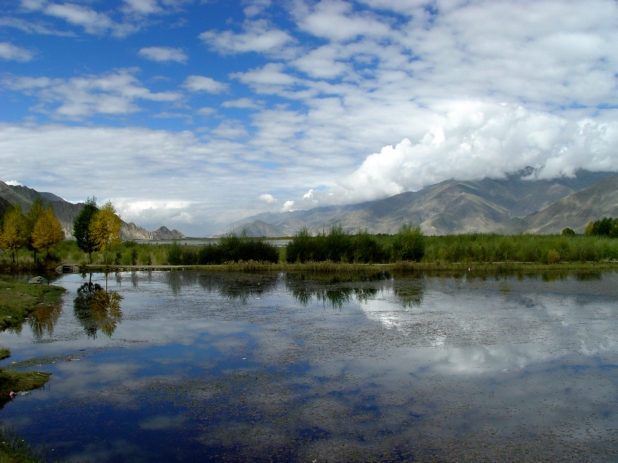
0;427;47;463
0;277;66;331
0;277;65;462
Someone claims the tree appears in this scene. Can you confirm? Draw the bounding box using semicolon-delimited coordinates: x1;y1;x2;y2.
26;197;46;263
90;201;122;263
73;197;99;263
31;206;64;257
561;227;576;237
0;205;27;263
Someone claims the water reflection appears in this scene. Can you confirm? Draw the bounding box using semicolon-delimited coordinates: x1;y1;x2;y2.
73;282;124;338
3;270;618;462
28;303;62;340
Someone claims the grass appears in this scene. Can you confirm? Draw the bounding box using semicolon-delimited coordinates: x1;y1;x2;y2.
0;277;66;331
0;427;51;463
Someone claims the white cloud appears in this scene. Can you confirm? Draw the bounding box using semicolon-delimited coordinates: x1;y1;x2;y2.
199;19;294;54
292;0;392;42
139;46;187;63
0;42;34;61
42;2;137;37
296;102;618;207
210;120;248;139
221;98;260;109
3;68;182;119
196;107;216;117
259;193;276;204
123;0;163;15
0;17;76;36
282;200;294;212
5;180;23;186
182;75;228;94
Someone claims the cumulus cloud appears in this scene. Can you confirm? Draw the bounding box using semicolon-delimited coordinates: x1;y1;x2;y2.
292;0;392;42
182;75;228;93
259;193;276;204
199;19;295;55
294;102;618;207
0;42;34;61
139;46;187;63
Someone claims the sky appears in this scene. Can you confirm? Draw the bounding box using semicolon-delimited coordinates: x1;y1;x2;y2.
1;0;618;236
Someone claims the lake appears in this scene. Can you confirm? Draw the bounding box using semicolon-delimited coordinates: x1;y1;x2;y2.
1;270;618;462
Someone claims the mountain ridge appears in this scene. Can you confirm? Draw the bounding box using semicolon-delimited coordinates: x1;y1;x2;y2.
221;170;617;237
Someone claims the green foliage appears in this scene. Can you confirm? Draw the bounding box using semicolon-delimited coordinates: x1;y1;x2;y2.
286;226;391;263
584;217;618;238
73;197;99;263
392;225;425;262
167;234;280;265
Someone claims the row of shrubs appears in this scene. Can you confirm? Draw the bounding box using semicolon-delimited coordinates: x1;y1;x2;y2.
286;225;424;263
167;234;279;265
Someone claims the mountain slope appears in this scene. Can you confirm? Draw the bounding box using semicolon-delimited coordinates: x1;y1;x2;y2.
517;175;618;233
226;170;616;237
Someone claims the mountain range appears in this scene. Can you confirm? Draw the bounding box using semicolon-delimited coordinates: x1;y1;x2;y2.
0;180;185;241
223;169;618;237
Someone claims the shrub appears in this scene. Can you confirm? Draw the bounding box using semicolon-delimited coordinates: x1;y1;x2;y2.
392;225;425;262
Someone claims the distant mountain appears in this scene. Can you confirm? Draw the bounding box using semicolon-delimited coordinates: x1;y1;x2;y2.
0;180;185;241
223;170;616;237
515;175;618;234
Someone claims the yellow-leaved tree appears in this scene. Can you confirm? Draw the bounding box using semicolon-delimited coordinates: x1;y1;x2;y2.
90;201;122;263
0;205;27;263
31;206;64;257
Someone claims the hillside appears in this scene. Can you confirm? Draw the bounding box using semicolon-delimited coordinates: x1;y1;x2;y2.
517;175;618;234
0;180;185;240
224;170;616;237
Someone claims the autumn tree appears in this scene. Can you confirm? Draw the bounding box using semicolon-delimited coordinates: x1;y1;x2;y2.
31;206;64;257
0;205;27;263
73;197;99;263
90;201;122;264
26;196;46;263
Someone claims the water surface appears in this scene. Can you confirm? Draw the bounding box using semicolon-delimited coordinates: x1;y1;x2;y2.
1;270;617;462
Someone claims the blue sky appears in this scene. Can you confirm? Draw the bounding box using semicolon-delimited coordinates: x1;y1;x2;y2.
2;0;618;236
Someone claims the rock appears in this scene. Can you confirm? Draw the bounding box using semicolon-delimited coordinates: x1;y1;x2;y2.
28;276;44;284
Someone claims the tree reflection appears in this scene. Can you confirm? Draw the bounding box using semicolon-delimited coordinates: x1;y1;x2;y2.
28;303;62;340
73;282;123;338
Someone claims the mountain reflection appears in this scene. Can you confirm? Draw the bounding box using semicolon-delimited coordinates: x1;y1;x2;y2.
73;282;124;338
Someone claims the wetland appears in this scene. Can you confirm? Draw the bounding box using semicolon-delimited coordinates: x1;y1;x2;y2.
1;269;617;462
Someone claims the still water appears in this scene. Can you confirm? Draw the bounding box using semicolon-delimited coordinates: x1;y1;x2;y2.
1;270;618;462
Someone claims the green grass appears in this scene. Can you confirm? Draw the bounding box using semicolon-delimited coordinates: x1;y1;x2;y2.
0;277;66;331
0;427;50;463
